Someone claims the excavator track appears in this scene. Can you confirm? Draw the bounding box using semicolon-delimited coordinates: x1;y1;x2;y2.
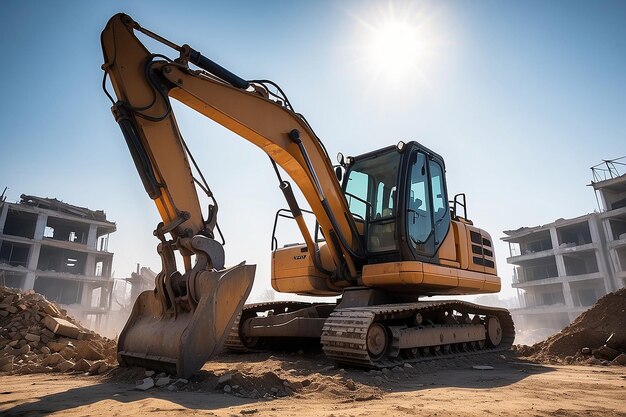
224;301;317;352
321;300;515;368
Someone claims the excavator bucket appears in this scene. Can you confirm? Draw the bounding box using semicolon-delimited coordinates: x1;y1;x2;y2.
117;263;255;378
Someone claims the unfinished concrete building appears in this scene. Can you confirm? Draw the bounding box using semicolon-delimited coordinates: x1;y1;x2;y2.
503;158;626;331
591;158;626;290
0;194;116;330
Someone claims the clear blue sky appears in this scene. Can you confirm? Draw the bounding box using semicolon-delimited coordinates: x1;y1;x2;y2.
1;1;624;301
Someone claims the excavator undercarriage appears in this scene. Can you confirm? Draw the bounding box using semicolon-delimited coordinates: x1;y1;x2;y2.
225;292;515;368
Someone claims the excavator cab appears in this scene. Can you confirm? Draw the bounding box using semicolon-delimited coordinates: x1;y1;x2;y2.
341;141;451;263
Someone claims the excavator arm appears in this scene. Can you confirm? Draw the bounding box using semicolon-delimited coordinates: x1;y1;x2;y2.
101;13;362;377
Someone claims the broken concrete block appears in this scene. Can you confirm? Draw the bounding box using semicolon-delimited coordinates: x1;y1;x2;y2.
155;376;171;387
42;353;64;367
16;344;31;355
75;341;104;361
43;303;62;317
73;359;92;372
40;346;51;355
2;295;16;304
47;341;69;353
218;374;233;384
43;316;81;339
611;353;626;366
56;360;75;372
88;360;106;375
135;378;155;391
59;346;76;360
77;332;95;341
0;355;15;368
25;333;41;343
5;306;18;314
145;370;155;377
96;362;109;374
0;361;14;372
593;345;620;361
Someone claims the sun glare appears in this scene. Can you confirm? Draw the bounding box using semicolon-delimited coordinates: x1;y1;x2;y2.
351;2;441;85
369;21;421;77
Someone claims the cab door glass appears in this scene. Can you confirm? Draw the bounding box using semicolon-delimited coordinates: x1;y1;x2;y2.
429;159;450;244
408;152;432;245
345;170;369;220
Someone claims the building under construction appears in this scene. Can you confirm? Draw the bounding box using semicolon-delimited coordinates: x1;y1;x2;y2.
0;194;116;330
503;158;626;331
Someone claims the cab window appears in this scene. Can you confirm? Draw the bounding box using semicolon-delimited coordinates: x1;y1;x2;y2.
429;159;450;244
408;152;432;245
345;170;369;220
344;150;400;253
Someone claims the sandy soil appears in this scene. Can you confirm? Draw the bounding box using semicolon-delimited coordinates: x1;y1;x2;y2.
2;351;625;417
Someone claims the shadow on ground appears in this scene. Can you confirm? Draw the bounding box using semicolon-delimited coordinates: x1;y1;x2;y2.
1;350;554;416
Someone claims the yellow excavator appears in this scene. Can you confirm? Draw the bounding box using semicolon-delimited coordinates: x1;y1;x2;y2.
101;13;514;378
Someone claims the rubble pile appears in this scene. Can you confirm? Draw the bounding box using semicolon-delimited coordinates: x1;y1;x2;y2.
0;286;117;374
516;288;626;365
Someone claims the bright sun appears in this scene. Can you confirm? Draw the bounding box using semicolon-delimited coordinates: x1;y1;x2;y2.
368;21;422;78
353;3;440;84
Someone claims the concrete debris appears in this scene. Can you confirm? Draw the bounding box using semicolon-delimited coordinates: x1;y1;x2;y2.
43;316;83;339
0;286;117;375
155;376;171;387
472;365;494;370
73;358;92;372
515;288;626;366
135;377;155;391
57;360;75;372
145;370;155;377
218;373;233;384
593;345;621;361
612;354;626;366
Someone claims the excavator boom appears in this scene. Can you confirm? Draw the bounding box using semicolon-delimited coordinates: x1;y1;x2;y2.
101;13;364;377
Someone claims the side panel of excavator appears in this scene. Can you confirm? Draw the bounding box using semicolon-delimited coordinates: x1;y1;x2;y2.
272;220;501;296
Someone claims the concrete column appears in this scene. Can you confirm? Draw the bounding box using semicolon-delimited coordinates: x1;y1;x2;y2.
33;214;47;241
0;203;8;234
27;242;41;271
23;272;36;291
602;218;614;243
597;189;609;212
86;224;98;250
549;227;560;250
562;280;575;309
85;253;96;276
554;252;567;277
80;282;93;307
588;217;603;243
589;215;617;292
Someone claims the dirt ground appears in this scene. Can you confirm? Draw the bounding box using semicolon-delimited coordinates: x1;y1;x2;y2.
2;351;625;417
